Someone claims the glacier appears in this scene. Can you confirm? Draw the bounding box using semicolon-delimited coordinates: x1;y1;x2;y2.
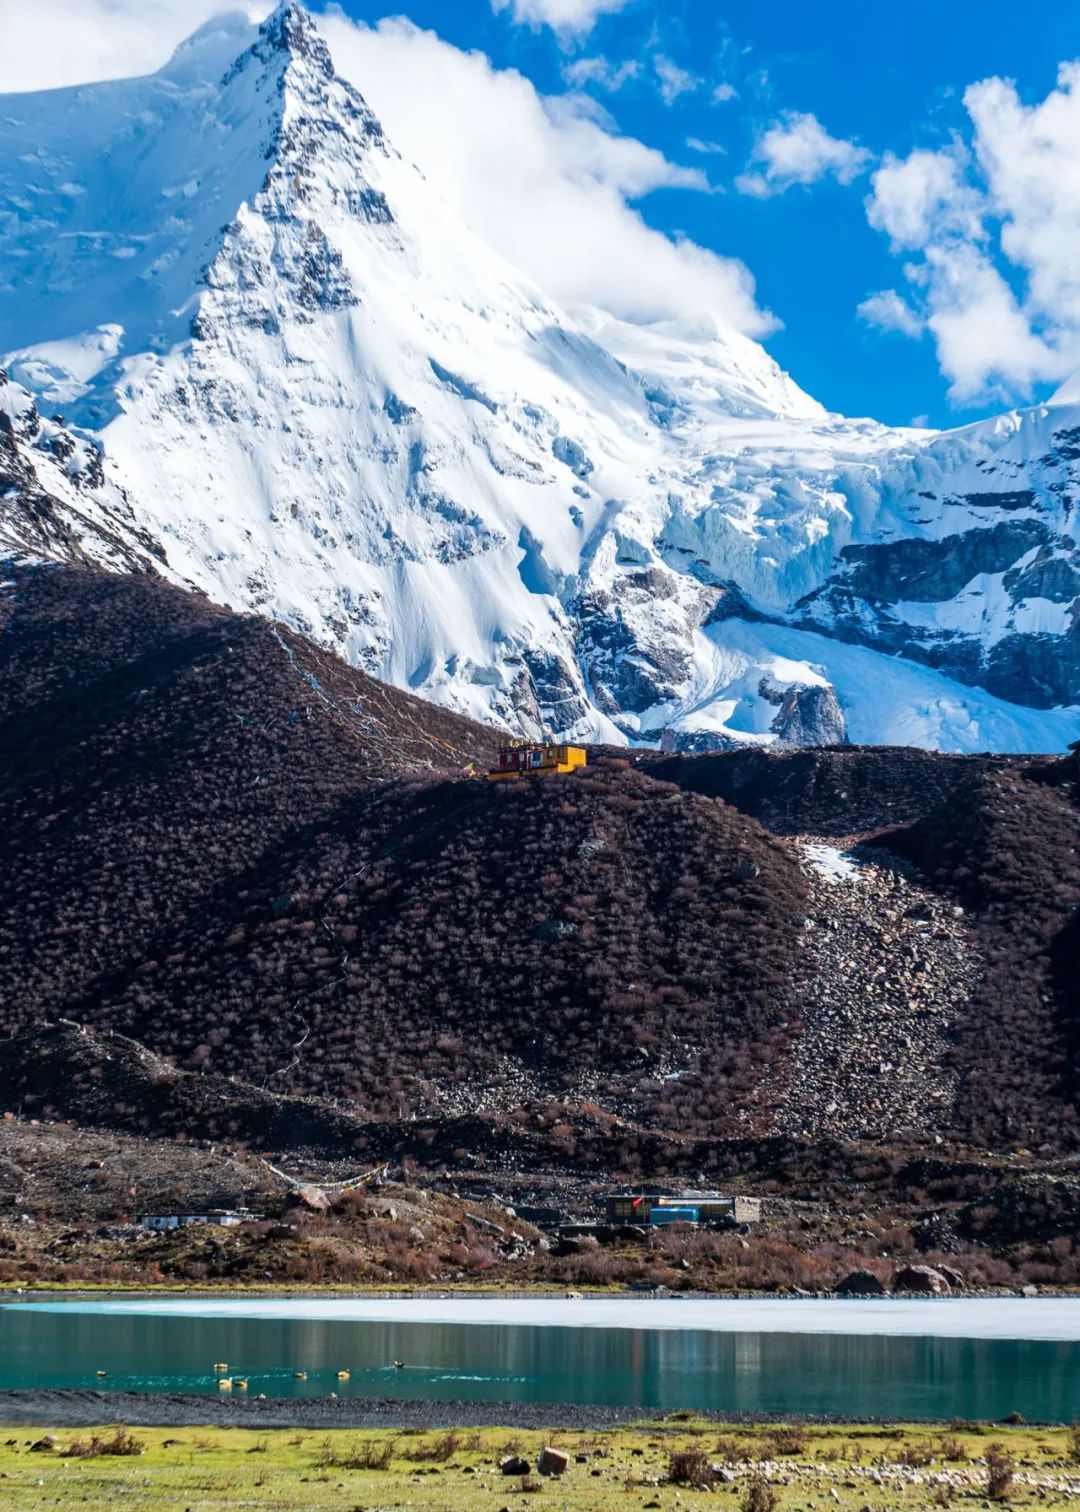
0;1;1077;754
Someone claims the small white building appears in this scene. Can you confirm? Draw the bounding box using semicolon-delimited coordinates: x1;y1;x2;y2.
140;1210;246;1232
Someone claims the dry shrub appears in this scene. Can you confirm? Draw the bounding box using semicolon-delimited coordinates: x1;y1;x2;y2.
316;1436;394;1471
950;1418;985;1435
667;1447;717;1488
742;1473;779;1512
63;1426;142;1459
938;1434;967;1462
401;1430;462;1463
985;1442;1015;1500
1068;1423;1080;1465
893;1442;934;1468
766;1421;808;1457
0;568;808;1143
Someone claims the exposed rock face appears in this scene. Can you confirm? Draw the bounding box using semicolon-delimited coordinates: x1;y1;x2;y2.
767;683;848;747
0;372;162;573
837;521;1047;604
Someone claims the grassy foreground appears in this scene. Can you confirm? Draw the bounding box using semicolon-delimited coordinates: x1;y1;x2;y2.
3;1420;1080;1510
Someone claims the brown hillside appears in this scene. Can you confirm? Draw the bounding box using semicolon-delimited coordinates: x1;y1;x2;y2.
3;566;1079;1158
0;565;498;1018
0;567;806;1133
645;745;1014;836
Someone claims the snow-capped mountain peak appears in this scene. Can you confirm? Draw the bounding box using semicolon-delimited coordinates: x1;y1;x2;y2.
1;3;1077;754
258;0;333;67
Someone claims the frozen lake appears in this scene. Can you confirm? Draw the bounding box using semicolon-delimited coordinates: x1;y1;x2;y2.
17;1293;1080;1341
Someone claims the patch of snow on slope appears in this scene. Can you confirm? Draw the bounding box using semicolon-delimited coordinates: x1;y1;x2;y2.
803;843;865;886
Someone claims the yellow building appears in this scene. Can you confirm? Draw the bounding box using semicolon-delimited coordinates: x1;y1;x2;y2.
488;741;587;781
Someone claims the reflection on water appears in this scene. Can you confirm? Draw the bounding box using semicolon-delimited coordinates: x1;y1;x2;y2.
0;1309;1078;1419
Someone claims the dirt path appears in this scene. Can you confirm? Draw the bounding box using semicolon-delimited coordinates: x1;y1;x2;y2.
773;839;980;1142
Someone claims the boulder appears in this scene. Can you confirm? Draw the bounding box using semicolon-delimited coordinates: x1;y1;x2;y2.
537;1447;570;1477
500;1455;530;1476
892;1264;951;1295
834;1268;887;1296
285;1185;331;1213
553;1232;598;1257
937;1265;965;1291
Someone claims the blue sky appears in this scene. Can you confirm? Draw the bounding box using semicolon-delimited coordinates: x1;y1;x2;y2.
323;0;1080;430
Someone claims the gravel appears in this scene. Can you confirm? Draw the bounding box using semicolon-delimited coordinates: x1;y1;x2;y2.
774;838;979;1141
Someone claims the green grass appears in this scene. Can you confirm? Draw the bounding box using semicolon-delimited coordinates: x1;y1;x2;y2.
1;1420;1078;1510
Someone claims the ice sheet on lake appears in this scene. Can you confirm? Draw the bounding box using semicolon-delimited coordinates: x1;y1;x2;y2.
5;1297;1080;1342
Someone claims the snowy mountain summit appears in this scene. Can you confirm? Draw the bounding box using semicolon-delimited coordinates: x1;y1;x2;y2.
1;1;1078;752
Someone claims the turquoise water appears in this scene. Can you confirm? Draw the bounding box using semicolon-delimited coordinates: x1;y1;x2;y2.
1;1305;1079;1419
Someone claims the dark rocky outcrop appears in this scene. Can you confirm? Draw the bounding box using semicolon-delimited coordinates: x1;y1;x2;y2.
838;522;1048;604
768;682;848;747
834;1268;887;1296
797;516;1080;708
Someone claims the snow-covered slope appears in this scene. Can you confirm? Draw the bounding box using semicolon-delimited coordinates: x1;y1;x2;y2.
1;2;1076;753
0;372;162;572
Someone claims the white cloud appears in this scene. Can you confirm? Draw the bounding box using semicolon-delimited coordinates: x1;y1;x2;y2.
0;0;266;92
320;14;773;335
653;55;701;107
857;289;925;338
712;82;738;104
865;63;1080;401
686;137;727;156
0;1;771;338
737;111;872;198
866;146;983;250
922;243;1058;401
966;64;1080;341
562;54;641;92
491;0;632;39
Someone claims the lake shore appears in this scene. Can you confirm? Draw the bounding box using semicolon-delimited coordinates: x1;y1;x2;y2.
0;1388;1062;1430
0;1389;679;1430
